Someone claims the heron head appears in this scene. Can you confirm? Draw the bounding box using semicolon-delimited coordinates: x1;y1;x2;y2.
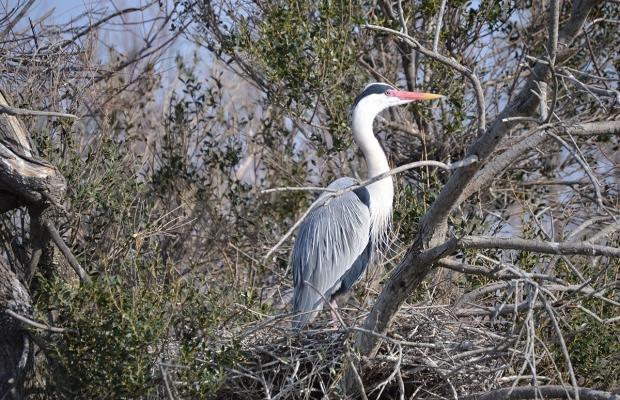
350;83;443;118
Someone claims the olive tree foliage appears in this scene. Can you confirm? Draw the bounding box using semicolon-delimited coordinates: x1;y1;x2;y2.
0;0;289;398
181;0;620;395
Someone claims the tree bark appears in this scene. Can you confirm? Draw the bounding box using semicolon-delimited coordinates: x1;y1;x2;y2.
0;89;67;398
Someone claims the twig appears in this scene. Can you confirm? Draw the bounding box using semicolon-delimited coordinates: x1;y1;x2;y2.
477;385;618;400
396;0;407;36
304;280;347;330
581;26;607;89
0;104;79;119
542;299;580;400
0;0;35;40
350;327;403;399
546;132;603;209
261;186;339;194
458;235;620;258
345;344;369;400
5;309;76;333
560;72;620;105
43;219;91;283
159;364;177;400
262;194;327;260
547;0;560;64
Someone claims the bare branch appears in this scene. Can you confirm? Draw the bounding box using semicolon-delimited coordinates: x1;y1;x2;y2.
43;220;91;283
0;0;35;41
458;235;620;258
5;309;75;333
547;132;603;209
432;0;448;53
0;104;79;119
477;385;618;400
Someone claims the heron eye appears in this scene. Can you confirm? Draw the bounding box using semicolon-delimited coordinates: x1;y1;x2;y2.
385;90;390;96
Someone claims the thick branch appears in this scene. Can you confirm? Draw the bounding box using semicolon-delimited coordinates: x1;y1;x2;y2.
0;104;78;119
477;385;616;400
458;121;620;203
0;90;66;207
458;236;620;258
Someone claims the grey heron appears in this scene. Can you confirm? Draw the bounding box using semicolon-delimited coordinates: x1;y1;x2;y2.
292;83;443;328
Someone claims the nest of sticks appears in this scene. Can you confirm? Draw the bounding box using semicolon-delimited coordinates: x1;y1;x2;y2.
208;304;520;399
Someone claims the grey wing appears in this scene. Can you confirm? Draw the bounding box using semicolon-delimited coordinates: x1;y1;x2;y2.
291;177;372;328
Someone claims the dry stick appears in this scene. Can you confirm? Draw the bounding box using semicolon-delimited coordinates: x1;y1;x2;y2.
543;301;580;400
543;215;618;276
496;253;579;400
159;364;176;400
543;57;559;124
5;309;75;333
261;186;339;194
547;0;560;64
587;219;620;243
432;0;448;53
582;25;608;89
262;194;328;261
561;66;619;82
534;336;570;392
43;219;91;283
262;156;478;260
0;0;36;40
458;235;620;258
343;339;369;400
559;71;619;107
396;369;405;400
0;104;79;119
27;248;42;283
304;281;347;330
396;0;408;36
37;4;155;53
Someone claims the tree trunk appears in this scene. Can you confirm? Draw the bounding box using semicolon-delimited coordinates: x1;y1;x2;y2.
0;89;67;398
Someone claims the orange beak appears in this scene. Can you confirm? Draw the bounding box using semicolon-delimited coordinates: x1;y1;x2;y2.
391;90;444;101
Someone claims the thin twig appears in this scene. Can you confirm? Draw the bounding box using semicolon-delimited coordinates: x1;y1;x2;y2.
546;132;603;209
304;280;347;329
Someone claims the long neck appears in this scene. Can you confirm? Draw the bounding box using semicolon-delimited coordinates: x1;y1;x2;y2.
351;110;393;248
351;112;390;178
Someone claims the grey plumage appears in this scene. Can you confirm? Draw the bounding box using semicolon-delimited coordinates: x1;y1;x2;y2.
291;177;372;328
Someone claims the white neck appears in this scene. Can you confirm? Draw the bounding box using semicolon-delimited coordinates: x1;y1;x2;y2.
351;110;394;248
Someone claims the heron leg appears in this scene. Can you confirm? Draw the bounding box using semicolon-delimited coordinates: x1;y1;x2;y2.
330;299;340;328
